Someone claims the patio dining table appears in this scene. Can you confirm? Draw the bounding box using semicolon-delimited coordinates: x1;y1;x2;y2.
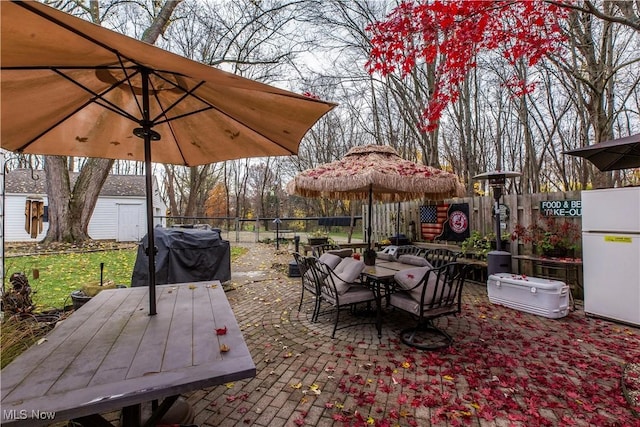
0;281;256;427
361;260;417;338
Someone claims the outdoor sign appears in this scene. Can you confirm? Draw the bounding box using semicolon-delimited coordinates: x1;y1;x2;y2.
492;203;510;231
492;203;510;220
540;200;582;217
420;203;470;242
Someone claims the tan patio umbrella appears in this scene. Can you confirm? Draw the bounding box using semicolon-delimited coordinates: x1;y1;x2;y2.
286;144;465;245
0;1;335;314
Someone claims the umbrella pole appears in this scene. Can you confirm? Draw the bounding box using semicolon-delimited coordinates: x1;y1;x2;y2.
367;184;373;248
139;67;158;315
396;201;401;240
144;134;157;315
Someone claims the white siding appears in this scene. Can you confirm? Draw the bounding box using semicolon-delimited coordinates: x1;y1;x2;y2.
4;178;166;243
88;197;145;241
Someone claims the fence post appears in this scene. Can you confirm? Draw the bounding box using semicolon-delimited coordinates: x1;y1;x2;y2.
235;218;239;242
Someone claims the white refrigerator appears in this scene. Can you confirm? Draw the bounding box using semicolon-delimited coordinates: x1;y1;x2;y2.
581;187;640;326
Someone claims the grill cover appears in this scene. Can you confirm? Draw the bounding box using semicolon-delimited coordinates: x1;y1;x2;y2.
131;227;231;287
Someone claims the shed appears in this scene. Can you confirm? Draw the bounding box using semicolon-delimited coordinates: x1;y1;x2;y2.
3;169;166;242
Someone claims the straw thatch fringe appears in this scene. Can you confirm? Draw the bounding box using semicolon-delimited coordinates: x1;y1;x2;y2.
287;145;465;202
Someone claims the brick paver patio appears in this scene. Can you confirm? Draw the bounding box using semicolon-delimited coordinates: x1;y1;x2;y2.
172;243;640;427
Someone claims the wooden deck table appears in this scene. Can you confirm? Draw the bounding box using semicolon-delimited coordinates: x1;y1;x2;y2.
1;281;256;427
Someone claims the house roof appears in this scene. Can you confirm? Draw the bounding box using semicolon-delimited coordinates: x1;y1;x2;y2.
5;169;148;197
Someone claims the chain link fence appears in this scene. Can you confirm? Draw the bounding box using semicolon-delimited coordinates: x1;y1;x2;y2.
163;216;364;244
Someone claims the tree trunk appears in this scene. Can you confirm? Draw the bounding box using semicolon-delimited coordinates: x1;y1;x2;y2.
43;157;112;243
42;0;182;243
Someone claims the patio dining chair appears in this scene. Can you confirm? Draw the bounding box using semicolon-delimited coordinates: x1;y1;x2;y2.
395;245;425;258
294;252;319;320
424;248;459;268
295;252;342;322
309;257;375;338
389;262;471;350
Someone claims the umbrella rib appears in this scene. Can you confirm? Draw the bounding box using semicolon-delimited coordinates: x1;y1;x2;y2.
14;69;141;153
149;79;206;124
53;68;141;123
154;106;215;126
146;71;296;154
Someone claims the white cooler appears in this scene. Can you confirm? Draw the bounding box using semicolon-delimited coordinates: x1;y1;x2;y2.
487;273;570;319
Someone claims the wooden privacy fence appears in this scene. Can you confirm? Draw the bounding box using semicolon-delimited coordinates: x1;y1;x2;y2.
367;191;583;254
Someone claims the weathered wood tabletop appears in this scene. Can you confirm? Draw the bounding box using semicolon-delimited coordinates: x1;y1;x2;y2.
1;281;256;426
374;260;421;272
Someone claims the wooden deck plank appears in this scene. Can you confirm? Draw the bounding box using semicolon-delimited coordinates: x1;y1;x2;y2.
192;283;219;366
3;290;132;402
87;290;148;387
48;288;148;394
161;284;198;371
125;285;179;378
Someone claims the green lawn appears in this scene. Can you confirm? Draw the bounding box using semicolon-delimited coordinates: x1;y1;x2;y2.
4;246;247;311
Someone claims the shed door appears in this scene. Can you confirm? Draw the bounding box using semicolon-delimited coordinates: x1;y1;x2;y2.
117;204;141;242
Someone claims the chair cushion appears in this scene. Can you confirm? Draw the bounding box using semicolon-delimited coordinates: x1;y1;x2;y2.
318;252;341;270
333;259;365;295
304;254;339;285
390;291;456;317
327;248;354;258
398;254;431;267
394;266;440;303
333;257;354;274
376;252;396;261
322;285;374;305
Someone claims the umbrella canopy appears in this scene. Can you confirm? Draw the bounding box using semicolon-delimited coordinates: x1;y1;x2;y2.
563;134;640;172
1;1;335;314
287;145;465;202
287;144;465;244
0;1;335;164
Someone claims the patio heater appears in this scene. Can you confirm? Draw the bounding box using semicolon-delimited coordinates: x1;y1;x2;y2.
473;170;521;275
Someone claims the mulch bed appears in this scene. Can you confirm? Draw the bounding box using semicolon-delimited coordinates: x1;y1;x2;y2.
5;241;136;257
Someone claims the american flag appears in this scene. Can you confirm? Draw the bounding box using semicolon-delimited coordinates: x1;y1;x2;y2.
420;204;449;240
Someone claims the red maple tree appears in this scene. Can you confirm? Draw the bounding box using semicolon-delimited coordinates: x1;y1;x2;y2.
366;1;568;131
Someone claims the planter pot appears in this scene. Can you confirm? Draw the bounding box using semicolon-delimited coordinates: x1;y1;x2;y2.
71;286;127;310
363;249;377;266
389;235;410;246
71;290;92;310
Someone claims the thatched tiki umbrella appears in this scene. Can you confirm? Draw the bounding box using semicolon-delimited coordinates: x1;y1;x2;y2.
287;144;465;247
